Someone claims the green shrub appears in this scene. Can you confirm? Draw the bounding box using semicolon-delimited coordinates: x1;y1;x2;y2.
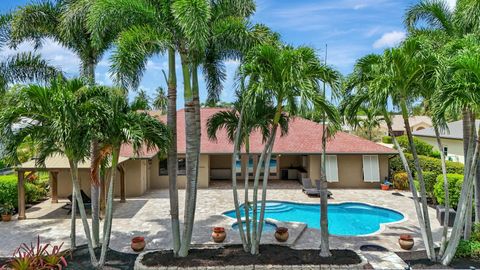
0;174;48;206
396;135;434;157
431;151;441;159
456;239;480;259
382;136;392;144
390;153;464;176
393;172;409;190
415;171;437;198
433;174;464;209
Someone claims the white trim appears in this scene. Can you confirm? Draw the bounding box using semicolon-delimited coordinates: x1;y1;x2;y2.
325;155;339;182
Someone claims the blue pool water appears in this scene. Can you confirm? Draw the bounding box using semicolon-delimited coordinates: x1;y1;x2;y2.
232;221;277;232
224;201;404;236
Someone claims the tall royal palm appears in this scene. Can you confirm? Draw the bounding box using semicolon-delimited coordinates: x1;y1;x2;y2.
239;44;341;255
8;0;118;246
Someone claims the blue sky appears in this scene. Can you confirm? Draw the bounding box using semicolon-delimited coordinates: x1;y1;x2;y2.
0;0;455;107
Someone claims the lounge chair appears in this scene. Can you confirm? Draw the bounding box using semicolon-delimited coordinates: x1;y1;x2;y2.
302;178;321;196
62;190;92;214
315;180;333;198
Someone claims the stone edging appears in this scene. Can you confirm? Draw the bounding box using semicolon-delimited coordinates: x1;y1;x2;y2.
134;250;369;270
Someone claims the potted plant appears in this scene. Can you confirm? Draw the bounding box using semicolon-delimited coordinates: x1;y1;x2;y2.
131;236;146;252
398;234;414;250
381;180;392;191
274;227;289;242
1;202;14;222
211;227;226;243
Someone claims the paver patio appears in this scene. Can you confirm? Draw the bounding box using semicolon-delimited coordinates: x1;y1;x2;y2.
0;180;443;260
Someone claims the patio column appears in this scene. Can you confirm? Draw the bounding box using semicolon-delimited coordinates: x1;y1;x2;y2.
50;171;59;203
118;166;126;203
17;170;26;220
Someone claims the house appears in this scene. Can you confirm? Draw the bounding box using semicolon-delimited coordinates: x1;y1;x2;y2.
15;108;397;218
379;115;432;137
413;120;480;164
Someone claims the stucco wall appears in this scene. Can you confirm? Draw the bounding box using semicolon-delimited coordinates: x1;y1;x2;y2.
150;154;210;189
416;136;464;163
307;154;389;189
279;155;303;168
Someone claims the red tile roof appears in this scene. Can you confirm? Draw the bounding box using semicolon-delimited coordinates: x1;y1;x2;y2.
120;108;397;158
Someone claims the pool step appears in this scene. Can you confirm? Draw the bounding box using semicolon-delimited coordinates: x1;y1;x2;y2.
241;203;293;213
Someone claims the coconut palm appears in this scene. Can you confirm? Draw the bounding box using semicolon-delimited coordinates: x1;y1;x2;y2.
239;43;341;255
0;78;99;264
131;89;151;111
207;92;289;252
8;0;119;246
153;87;168;114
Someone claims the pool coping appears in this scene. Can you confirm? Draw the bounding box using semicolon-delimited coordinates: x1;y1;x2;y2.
221;200;408;238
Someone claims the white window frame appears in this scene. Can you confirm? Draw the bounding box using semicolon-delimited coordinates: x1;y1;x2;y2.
325;155;339;182
363;155;380;182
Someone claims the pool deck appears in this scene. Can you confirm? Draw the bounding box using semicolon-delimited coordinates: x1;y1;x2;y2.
0;180;442;259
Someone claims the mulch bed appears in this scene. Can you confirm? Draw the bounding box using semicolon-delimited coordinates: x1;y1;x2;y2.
142;245;361;267
65;245;138;270
396;250;480;269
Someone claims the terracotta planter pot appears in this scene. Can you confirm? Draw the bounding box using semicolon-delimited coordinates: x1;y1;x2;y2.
212;227;226;243
381;184;390;191
398;234;414;250
1;214;11;222
274;227;289;242
131;237;146;252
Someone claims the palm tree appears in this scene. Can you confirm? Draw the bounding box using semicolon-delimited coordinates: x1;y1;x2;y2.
207;92;288;252
131;89;151;111
153;87;168;114
239;43;341;255
79;87;171;268
349;106;383;141
8;0;118;246
0;78;98;264
88;0;259;257
405;0;480;233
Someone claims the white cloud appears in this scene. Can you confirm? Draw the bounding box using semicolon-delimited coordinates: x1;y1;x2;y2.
446;0;456;10
373;31;406;49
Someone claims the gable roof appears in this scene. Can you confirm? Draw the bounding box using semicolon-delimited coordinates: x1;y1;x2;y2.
413;120;480;140
121;108;397;156
380;115;432;131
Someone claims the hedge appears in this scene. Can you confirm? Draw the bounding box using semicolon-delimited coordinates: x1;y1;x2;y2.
382;136;393;144
0;174;48;207
393;172;409;190
390;153;464;176
433;174;463;209
415;171;437;198
396;135;435;157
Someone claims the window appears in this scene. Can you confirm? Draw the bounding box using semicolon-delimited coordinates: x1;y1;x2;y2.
363;155;380;182
177;158;186;175
159;159;168;175
324;155;338;182
248;158;254;177
269;155;278;177
443;146;448;157
158;158;186;176
235;156;242;177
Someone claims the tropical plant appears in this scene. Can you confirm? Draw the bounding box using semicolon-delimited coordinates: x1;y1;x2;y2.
207;91;289;252
130;89;151;111
153;87;168;114
348;106;383;141
8;0;119;247
239;43;341;255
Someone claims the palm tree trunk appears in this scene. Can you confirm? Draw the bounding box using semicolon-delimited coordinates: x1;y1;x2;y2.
70;185;76;249
435;125;450;259
90;141;101;247
244;143;251;249
98;147;120;268
166;48;181;257
384;111;431;258
257;127;277;244
178;54;199;257
231;108;248;251
442;125;480;265
68;158;98;265
320;119;331;257
400;101;435;260
250;129;274;255
465;112;475;239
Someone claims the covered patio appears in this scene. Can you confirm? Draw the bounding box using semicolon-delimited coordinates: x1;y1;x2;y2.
15;155;130;220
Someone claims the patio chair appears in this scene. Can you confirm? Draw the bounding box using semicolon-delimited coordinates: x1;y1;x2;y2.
62;190;92;214
315;180;333;198
302;178;320;196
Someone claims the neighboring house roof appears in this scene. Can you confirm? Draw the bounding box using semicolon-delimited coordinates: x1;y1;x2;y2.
137;108;397;155
413;120;480;140
19;154;130;170
380;115;432;132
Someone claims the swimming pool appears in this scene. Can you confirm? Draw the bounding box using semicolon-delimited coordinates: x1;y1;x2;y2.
223;201;404;236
